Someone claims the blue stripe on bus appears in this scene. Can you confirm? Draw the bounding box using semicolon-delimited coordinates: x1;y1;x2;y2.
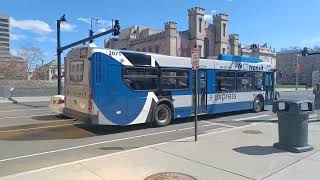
218;54;262;63
91;52;148;125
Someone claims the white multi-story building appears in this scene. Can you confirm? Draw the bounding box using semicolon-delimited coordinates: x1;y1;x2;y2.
0;13;10;58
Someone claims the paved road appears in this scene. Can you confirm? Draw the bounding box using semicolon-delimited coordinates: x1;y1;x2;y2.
0;90;314;177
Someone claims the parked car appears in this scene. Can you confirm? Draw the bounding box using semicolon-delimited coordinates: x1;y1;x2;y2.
48;95;65;114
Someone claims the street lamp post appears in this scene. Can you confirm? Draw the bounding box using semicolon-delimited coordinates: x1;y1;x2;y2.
56;14;66;95
295;54;299;91
90;18;99;43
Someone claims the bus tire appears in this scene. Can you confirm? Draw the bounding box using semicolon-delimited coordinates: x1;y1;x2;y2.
253;96;264;113
153;104;172;127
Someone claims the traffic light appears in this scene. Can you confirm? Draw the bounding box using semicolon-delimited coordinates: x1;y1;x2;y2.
302;47;309;56
89;29;94;43
113;20;120;36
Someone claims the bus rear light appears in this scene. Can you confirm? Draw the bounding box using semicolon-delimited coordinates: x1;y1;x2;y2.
88;89;93;112
57;99;65;104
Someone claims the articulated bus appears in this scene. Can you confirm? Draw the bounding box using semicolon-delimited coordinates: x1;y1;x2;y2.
63;45;275;127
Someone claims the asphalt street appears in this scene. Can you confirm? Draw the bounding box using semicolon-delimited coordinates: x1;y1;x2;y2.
0;90;314;177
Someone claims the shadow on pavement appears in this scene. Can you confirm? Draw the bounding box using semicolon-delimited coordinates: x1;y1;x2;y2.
8;97;48;108
31;114;72;121
233;146;285;155
0;109;261;141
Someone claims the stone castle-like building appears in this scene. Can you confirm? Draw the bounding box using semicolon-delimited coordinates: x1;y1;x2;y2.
105;7;276;68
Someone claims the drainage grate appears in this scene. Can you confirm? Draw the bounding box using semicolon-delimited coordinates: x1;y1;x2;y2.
144;172;197;180
242;130;263;134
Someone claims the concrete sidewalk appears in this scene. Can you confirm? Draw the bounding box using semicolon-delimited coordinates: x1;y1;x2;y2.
276;88;311;92
2;121;319;180
0;96;51;104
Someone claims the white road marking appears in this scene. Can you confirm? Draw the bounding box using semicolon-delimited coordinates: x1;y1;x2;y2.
201;121;236;128
1;124;255;179
233;115;270;121
0;121;80;133
0;121;234;163
0;114;54;120
0;109;47;113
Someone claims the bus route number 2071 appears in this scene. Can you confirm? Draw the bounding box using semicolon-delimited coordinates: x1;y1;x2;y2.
108;51;120;57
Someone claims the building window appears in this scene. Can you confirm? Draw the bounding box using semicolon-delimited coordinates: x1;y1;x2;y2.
199;18;202;33
154;46;159;53
223;23;226;37
0;18;9;23
0;23;9;28
216;71;235;92
0;28;9;32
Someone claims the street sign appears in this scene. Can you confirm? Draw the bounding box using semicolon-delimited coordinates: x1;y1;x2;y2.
191;47;200;142
191;48;200;70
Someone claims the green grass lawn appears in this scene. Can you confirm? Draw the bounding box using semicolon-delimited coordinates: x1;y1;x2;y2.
275;84;307;88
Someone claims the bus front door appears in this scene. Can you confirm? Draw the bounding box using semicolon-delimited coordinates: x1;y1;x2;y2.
198;71;207;113
264;72;274;105
192;70;207;114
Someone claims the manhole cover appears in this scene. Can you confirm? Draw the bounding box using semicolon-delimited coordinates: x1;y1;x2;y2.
144;172;197;180
242;130;262;134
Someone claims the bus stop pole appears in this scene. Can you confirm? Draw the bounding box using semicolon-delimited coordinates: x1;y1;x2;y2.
195;69;198;142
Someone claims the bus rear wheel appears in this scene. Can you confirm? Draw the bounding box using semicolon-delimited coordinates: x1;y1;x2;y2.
253;96;264;113
153;104;172;127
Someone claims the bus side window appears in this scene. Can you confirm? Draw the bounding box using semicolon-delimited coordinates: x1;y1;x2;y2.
254;72;264;91
216;71;235;92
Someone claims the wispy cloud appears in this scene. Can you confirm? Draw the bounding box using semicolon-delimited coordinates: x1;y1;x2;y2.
77;17;112;28
97;28;107;33
77;17;91;24
11;33;27;40
204;9;219;23
10;17;52;34
34;36;56;43
301;38;320;46
60;22;77;32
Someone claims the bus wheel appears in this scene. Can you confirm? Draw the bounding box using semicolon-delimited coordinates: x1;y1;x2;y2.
253;96;263;113
153;104;172;127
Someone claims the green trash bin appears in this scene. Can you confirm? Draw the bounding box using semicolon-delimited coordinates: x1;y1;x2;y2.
272;99;314;153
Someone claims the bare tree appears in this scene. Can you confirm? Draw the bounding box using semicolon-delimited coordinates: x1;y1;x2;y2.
17;43;44;73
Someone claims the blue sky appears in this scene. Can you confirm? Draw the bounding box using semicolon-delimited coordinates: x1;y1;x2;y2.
1;0;320;64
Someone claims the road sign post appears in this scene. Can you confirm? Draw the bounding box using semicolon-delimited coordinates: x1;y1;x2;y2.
191;48;200;142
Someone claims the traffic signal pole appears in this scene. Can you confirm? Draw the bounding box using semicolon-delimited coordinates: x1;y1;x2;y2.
56;17;120;95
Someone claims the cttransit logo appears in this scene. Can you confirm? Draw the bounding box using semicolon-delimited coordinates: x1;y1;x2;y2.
214;93;236;102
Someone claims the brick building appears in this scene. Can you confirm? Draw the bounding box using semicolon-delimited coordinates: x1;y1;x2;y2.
276;53;320;85
105;7;277;69
105;7;238;58
0;55;28;80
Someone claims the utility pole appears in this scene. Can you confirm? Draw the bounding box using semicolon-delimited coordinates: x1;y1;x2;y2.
295;54;299;91
56;15;120;95
56;14;66;95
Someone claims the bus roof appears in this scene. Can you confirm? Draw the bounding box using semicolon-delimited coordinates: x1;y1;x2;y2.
86;48;273;72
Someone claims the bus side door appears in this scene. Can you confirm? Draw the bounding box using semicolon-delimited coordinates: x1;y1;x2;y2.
264;72;274;105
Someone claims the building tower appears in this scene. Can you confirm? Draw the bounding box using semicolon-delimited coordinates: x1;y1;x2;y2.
188;7;205;57
213;13;228;55
164;22;178;56
229;34;239;56
0;13;10;58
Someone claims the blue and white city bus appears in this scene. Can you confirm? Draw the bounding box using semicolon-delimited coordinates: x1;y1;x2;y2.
63;45;275;127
